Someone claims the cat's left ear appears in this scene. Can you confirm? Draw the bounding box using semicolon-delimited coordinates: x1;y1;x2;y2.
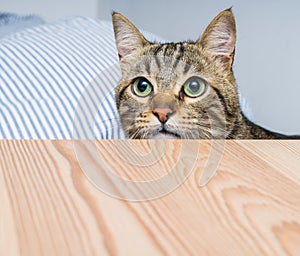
112;12;149;60
197;9;236;67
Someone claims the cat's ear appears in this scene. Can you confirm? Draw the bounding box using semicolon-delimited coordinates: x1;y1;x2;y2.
197;9;236;66
112;12;148;60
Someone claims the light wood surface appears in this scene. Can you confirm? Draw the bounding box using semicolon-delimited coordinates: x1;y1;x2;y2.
1;140;300;256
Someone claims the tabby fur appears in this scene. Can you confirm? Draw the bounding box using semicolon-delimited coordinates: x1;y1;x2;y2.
112;9;299;139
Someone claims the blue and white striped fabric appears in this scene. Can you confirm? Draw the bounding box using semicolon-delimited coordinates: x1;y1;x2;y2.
0;17;127;139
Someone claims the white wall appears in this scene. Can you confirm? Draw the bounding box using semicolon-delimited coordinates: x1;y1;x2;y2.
0;0;99;21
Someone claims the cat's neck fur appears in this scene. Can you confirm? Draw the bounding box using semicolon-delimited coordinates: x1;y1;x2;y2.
229;112;294;139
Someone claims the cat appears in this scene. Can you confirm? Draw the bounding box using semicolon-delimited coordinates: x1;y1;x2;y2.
112;9;299;139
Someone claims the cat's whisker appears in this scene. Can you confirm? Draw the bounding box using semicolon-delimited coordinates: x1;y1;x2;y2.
144;129;152;139
129;128;140;139
197;125;213;139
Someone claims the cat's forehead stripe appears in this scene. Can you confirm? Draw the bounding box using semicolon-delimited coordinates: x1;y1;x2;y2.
146;43;191;78
154;55;161;69
173;43;184;69
151;42;194;74
150;42;183;57
145;59;150;75
183;62;191;74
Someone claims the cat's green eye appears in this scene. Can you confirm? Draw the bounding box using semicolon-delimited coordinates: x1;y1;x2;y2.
132;78;152;97
183;77;206;98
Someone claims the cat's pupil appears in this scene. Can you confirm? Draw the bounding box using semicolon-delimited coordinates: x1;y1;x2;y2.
137;80;149;92
189;80;200;92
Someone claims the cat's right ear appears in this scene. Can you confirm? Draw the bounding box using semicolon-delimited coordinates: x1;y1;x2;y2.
112;12;148;60
197;9;236;67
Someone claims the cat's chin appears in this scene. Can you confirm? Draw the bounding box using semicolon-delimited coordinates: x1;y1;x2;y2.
150;131;181;140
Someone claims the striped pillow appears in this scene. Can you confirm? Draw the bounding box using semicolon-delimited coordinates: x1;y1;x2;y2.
0;17;127;139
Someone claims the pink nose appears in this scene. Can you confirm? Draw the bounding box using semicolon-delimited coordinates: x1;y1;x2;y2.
152;108;175;123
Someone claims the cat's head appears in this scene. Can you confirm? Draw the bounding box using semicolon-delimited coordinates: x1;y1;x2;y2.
112;9;240;139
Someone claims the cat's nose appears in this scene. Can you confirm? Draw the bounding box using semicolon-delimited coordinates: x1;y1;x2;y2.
152;108;175;124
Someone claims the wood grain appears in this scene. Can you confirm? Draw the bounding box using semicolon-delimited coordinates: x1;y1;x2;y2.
0;140;300;256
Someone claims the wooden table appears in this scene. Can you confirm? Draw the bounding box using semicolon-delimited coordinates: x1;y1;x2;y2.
1;140;300;256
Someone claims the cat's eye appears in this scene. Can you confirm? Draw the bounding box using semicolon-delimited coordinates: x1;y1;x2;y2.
183;77;206;98
132;78;153;97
